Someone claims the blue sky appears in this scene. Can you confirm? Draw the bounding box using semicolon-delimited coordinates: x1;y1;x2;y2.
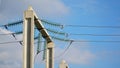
0;0;120;68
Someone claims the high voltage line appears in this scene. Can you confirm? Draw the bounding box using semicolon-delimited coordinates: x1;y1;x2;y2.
0;40;120;45
0;40;22;44
0;32;22;35
1;32;120;37
41;19;120;28
72;40;120;43
1;19;120;60
69;33;120;36
64;25;120;28
54;41;73;58
0;20;23;27
1;19;120;43
1;20;120;28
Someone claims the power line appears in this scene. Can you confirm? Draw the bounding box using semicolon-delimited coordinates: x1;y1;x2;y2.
0;20;23;27
73;40;120;43
64;25;120;28
1;32;120;37
41;19;120;28
0;40;46;45
0;40;22;44
54;41;73;59
1;19;120;29
0;32;22;35
0;40;120;45
1;32;120;44
69;33;120;36
0;33;17;35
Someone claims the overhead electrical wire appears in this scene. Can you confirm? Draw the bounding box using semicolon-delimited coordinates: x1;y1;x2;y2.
0;40;22;44
63;25;120;28
72;40;120;43
0;32;22;35
0;19;120;29
41;19;62;27
0;40;120;45
54;40;73;59
1;32;120;37
41;19;120;28
0;40;46;45
69;33;120;36
0;20;120;46
1;19;120;62
0;20;23;27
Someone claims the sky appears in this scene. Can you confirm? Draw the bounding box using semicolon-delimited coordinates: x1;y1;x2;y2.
0;0;120;68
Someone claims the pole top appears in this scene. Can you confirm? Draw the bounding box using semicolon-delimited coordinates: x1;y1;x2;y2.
61;60;66;64
28;6;33;10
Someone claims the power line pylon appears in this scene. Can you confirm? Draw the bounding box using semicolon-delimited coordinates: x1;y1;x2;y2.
23;6;54;68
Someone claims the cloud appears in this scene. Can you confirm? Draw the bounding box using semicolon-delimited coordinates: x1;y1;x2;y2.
0;0;69;23
26;0;69;16
0;28;22;68
55;42;96;65
0;48;22;68
96;50;120;62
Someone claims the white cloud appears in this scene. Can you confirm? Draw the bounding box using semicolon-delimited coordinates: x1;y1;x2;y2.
0;0;69;23
26;0;69;16
96;50;120;62
0;28;22;68
0;48;22;68
55;42;96;65
0;28;12;34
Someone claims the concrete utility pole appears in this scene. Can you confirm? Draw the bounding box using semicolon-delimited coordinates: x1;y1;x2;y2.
46;42;54;68
23;7;35;68
59;60;69;68
23;6;54;68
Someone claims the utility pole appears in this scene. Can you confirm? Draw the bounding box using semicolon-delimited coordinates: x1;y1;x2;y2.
59;60;69;68
46;42;54;68
23;7;35;68
23;6;54;68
